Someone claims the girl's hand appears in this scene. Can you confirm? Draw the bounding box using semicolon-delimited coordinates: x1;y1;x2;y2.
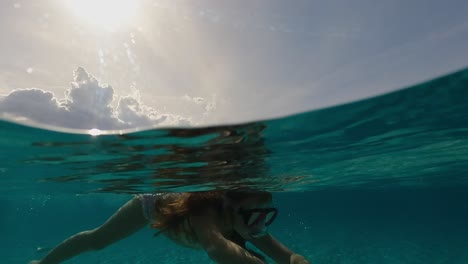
290;253;310;264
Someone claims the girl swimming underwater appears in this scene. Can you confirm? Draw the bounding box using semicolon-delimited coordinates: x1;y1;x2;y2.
30;191;310;264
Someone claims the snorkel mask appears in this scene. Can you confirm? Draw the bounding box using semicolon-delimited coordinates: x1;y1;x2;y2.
222;191;277;238
238;207;278;238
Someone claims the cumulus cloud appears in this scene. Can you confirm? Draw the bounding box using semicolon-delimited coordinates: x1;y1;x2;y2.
0;67;193;130
183;94;205;105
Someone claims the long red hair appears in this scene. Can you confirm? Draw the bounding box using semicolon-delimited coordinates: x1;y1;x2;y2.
150;191;272;233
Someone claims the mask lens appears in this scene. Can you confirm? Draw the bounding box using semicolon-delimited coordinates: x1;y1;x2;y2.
240;208;278;227
264;211;276;225
247;211;263;226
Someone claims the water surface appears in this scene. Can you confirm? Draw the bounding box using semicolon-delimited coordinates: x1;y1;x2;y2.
1;68;468;263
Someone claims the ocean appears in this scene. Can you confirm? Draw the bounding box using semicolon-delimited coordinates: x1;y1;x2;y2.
1;68;468;263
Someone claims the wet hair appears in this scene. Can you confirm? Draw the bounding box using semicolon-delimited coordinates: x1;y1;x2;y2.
150;190;272;235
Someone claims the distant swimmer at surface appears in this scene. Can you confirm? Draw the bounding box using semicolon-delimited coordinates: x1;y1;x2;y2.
30;191;311;264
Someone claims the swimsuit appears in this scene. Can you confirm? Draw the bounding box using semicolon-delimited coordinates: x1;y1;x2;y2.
136;193;202;248
136;193;185;221
136;193;160;221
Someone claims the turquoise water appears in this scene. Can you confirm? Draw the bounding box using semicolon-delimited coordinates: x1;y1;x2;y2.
2;68;468;263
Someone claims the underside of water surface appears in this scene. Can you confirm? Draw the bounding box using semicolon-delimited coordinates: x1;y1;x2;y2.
1;68;468;263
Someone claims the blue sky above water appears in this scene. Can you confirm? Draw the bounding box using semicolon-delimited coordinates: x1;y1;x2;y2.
1;0;468;129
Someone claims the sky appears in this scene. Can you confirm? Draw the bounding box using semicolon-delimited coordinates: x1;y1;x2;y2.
1;0;468;130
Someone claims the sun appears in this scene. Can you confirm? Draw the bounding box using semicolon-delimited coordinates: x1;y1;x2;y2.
65;0;139;32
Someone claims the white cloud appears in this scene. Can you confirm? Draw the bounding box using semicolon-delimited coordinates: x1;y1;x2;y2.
183;93;217;117
0;67;193;130
183;94;205;104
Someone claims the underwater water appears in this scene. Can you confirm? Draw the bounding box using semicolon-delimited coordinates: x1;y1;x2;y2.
1;68;468;263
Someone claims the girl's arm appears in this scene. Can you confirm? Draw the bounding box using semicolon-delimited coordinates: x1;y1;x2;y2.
30;197;148;264
190;211;265;264
249;234;310;264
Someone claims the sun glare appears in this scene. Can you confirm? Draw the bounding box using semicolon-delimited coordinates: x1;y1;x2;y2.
88;128;102;136
66;0;139;31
